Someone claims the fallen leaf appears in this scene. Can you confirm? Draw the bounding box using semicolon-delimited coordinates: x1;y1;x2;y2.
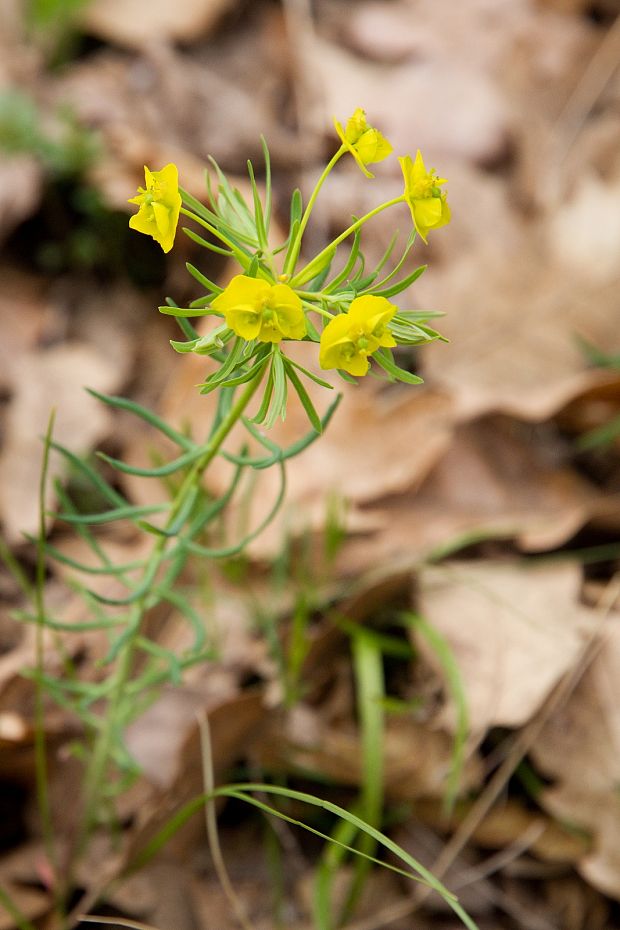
80;0;238;48
414;560;599;736
531;620;620;900
258;708;482;800
415;797;590;864
418;242;620;421
0;155;43;244
336;416;606;576
547;172;620;284
0;343;124;541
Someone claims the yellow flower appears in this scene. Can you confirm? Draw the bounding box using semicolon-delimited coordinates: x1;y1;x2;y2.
319;295;397;376
128;163;181;253
334;108;393;178
212;275;306;344
399;150;450;243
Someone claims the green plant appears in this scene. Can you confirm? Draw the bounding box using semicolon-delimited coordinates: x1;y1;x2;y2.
2;108;481;930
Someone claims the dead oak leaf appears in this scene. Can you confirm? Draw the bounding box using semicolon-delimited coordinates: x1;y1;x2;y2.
0;343;123;542
414;560;599;737
336;415;604;576
531;620;620;900
418;242;620;421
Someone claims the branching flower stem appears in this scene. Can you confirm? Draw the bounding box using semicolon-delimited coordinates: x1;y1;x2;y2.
71;374;263;878
283;145;346;276
289;196;406;288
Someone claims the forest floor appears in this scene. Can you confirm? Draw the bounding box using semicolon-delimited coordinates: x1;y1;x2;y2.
1;1;620;929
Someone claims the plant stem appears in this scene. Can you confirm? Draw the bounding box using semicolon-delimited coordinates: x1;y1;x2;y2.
283;146;346;277
74;374;263;867
290;196;405;289
35;413;58;877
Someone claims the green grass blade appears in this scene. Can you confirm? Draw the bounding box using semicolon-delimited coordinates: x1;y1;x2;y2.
399;612;468;815
124;784;479;929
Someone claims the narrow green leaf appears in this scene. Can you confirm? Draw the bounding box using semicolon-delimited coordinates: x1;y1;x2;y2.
223;394;341;469
250;359;275;425
182;226;234;257
264;351;287;428
324;228;362;294
261;134;272;232
181;462;286;560
284;361;322;432
55;502;169;526
87;389;194;450
185;261;224;296
159;305;218;318
96;446;204;479
371;264;427;299
49;440;125;508
284;356;333;389
247;158;268;249
373;349;424;384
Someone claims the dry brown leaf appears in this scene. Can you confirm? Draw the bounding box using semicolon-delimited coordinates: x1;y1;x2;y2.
0;267;52;390
315;37;510;167
418;241;620;421
258;706;482;800
0;843;51;930
0;156;43;244
0;342;124;541
80;0;237;48
415;797;589;865
336;416;605;576
547;171;620;284
414;560;599;736
124;690;266;859
531;620;620;900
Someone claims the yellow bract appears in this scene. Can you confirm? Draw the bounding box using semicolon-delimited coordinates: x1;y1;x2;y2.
334;108;393;179
319;295;397;376
399;150;450;243
212;275;307;344
128;164;182;254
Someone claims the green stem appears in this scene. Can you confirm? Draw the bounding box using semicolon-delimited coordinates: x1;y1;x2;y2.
74;374;263;863
35;413;58;878
300;299;334;321
290;196;405;289
283;146;346;277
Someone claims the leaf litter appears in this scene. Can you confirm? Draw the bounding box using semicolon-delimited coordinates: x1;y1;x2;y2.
1;0;620;928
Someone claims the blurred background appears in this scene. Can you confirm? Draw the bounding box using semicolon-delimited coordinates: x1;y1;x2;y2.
1;1;620;929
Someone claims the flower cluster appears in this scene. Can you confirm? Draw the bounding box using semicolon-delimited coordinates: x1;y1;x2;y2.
128;109;450;426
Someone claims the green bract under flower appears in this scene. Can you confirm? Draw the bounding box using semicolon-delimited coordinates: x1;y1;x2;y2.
399;150;450;243
334;108;393;179
128;164;181;253
319;295;398;376
212;275;307;344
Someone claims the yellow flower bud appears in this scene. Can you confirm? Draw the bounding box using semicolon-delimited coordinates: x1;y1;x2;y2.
334;108;393;179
